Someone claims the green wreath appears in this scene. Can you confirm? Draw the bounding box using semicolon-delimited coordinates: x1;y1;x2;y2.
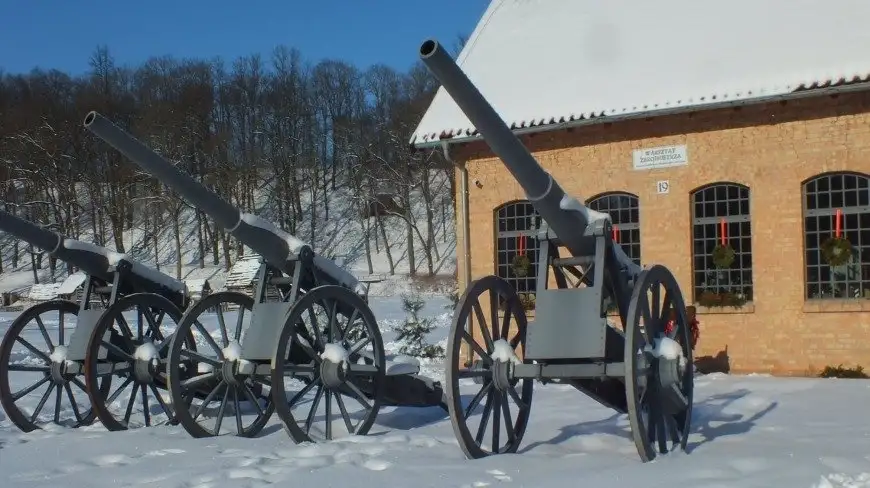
511;254;531;277
821;236;853;267
711;244;736;269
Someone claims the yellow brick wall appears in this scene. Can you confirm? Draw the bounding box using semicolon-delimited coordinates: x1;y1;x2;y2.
452;90;870;376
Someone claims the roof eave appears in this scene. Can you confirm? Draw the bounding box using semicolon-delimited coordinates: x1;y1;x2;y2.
411;81;870;151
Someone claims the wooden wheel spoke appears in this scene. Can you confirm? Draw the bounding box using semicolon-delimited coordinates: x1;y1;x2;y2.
64;383;83;423
180;373;213;391
101;340;134;361
491;392;501;452
474;390;494;445
462;331;492;364
70;377;88;394
123;385;138;424
142;308;166;342
53;384;62;422
347;337;371;357
180;348;220;367
501;392;515;443
33;315;54;351
340;380;373;411
15;337;50;364
8;364;50;373
106;377;134;405
213;386;230;435
192;321;223;357
500;306;511;340
191;382;224;421
234;306;246;341
339;309;360;342
650;284;661;323
489;291;500;343
148;383;173;417
240;382;265;416
29;384;55;422
506;383;528;411
304;385;325;434
325;299;339;343
214;305;230;347
232;388;243;434
471;301;494;351
324;389;333;439
13;376;50;401
333;391;356;433
464;381;493;419
306;307;325;349
58;309;66;345
287;378;320;407
140;384;152;427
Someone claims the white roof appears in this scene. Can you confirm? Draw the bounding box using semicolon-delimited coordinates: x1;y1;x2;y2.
27;282;62;301
411;0;870;146
224;255;262;289
57;272;86;295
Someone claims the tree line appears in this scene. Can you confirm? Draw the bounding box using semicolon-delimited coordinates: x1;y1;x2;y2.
0;40;465;283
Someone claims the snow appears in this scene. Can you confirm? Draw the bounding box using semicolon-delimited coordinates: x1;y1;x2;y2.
411;0;870;146
222;341;242;362
26;282;62;301
490;338;521;364
48;344;68;362
321;343;350;365
560;194;611;224
2;298;870;487
646;336;684;361
133;341;160;362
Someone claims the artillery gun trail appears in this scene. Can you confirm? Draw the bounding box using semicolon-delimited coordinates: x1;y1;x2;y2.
418;39;694;461
84;111;448;442
0;210;197;432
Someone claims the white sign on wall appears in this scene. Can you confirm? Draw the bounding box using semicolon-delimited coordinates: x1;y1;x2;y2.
656;180;670;194
632;144;688;170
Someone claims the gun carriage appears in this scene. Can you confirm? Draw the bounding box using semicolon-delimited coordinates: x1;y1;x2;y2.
417;39;694;461
0;211;195;432
84;111;448;442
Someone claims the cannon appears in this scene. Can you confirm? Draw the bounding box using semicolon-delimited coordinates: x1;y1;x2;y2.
84;111;448;442
417;39;693;461
0;210;196;432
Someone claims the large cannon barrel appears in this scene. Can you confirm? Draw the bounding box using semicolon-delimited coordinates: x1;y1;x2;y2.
418;40;640;275
83;111;292;268
0;209;63;255
83;111;362;292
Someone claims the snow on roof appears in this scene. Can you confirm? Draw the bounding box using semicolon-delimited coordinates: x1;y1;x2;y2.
224;255;262;289
411;0;870;147
27;282;62;301
57;272;86;295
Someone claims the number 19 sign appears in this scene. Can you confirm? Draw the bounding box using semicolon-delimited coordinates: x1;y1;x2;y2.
656;180;670;194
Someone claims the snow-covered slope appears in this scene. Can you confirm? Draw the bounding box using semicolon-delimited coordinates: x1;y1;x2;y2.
0;170;457;300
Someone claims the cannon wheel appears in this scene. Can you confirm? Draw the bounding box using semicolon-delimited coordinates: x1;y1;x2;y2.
271;285;385;443
83;293;191;431
624;264;694;462
0;300;110;432
445;275;533;459
166;291;274;438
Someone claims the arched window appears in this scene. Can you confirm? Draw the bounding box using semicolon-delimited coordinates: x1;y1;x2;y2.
587;192;641;265
691;183;753;305
803;172;870;300
495;201;542;298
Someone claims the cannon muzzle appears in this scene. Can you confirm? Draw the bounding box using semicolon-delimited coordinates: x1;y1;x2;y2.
0;209;62;254
84;111;293;268
418;40;639;274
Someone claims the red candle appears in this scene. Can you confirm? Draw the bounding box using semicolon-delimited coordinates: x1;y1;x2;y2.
835;208;842;238
612;225;619;242
720;218;726;245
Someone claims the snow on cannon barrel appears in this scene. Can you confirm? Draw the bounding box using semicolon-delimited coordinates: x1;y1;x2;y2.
84;110;448;442
418;39;693;462
0;210;192;434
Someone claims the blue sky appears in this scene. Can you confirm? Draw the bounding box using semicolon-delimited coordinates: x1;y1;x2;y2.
0;0;489;75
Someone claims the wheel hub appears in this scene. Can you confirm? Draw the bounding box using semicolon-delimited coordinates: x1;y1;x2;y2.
219;341;248;387
646;336;689;415
48;345;73;384
491;360;513;391
132;341;161;384
319;343;350;390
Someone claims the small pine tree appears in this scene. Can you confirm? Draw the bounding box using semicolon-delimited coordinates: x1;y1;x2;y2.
394;292;445;359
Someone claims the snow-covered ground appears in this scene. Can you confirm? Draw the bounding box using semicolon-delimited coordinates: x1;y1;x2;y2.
2;296;870;488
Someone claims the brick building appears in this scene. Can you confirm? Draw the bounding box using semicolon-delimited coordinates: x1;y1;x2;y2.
411;0;870;375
